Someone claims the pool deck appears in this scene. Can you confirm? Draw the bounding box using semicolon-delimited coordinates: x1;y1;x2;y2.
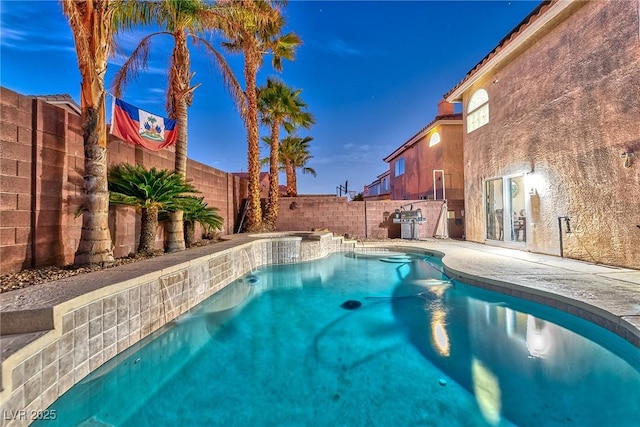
1;234;640;426
2;236;639;361
357;239;640;346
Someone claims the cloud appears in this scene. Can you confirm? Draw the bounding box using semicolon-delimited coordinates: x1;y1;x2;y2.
114;29;157;52
110;29;187;77
313;143;382;166
0;1;75;53
0;27;27;44
108;52;168;76
318;37;383;58
129;89;169;110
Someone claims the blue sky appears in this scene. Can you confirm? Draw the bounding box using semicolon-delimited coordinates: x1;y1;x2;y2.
0;0;539;195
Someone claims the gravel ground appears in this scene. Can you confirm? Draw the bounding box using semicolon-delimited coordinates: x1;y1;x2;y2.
0;240;220;294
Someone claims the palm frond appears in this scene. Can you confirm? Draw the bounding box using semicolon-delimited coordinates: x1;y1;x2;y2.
180;196;224;231
193;35;247;118
111;32;169;97
108;163;199;210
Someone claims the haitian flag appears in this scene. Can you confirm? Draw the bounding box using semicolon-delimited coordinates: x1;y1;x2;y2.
110;97;177;151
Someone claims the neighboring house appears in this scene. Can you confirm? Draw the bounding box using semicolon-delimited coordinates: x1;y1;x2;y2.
364;170;390;200
382;100;465;238
445;0;640;268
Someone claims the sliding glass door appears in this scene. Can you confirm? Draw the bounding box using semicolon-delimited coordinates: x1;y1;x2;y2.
485;175;526;243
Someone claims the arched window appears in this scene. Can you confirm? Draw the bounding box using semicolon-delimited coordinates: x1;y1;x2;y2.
467;89;489;133
429;132;441;147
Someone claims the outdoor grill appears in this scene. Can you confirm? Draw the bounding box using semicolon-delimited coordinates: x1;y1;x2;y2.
392;208;426;239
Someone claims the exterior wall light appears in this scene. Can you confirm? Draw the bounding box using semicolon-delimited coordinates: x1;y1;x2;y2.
621;151;635;168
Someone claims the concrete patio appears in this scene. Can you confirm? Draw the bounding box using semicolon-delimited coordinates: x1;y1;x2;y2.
1;234;639;426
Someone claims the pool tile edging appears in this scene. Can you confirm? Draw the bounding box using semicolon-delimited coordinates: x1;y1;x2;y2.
0;233;355;427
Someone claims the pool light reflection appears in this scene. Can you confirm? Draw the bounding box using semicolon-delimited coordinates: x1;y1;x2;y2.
431;308;450;357
471;358;502;425
526;316;552;358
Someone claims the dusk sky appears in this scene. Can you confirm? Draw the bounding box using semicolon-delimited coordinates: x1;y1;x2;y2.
1;0;539;195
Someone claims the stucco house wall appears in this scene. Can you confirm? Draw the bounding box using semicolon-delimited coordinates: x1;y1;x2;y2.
447;0;640;269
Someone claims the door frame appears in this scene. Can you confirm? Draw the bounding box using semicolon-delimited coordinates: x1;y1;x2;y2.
483;173;528;246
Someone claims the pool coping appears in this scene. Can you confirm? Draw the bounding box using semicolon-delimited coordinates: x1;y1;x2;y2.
0;234;639;426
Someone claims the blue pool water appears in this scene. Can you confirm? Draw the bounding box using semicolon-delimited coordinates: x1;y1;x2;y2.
37;252;640;426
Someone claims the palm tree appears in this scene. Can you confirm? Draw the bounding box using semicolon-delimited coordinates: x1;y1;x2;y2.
283;135;316;196
61;0;116;267
180;196;224;247
212;0;301;232
108;164;198;253
263;134;316;197
257;77;314;229
112;0;244;251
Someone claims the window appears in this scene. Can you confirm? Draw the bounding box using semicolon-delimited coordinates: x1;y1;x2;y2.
382;176;389;192
429;132;441;147
394;157;405;176
467;89;489;133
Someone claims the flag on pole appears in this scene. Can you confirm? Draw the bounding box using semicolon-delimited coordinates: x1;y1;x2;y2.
110;97;177;151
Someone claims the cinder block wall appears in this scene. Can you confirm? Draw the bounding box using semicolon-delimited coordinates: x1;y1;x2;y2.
275;196;445;239
0;87;245;274
276;196;366;237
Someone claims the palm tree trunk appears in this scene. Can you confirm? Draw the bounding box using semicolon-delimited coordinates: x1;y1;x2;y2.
166;29;191;252
138;206;159;253
172;30;190;178
291;166;299;197
165;210;185;252
67;0;115;267
285;160;295;197
264;121;280;230
184;220;195;248
244;51;263;231
75;121;114;265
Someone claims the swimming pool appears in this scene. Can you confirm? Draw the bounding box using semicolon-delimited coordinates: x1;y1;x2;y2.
36;251;640;426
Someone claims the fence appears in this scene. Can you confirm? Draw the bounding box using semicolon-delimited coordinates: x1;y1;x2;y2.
0;87;246;274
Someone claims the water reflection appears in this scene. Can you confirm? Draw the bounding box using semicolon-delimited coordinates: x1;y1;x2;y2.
392;264;640;427
471;358;501;426
525;316;552;358
431;307;450;357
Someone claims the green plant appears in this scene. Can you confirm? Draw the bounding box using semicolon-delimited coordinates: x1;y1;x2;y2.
108;163;198;253
214;0;301;231
112;0;244;252
257;77;314;229
178;196;224;247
